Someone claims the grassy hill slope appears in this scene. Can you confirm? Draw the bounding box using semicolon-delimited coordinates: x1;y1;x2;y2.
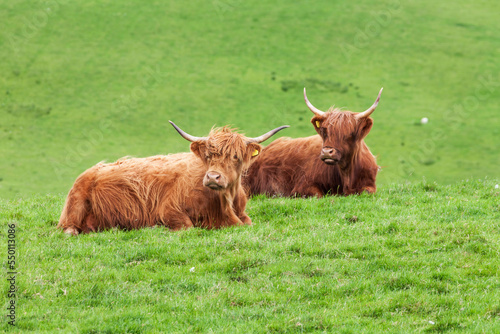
1;0;500;199
1;180;499;332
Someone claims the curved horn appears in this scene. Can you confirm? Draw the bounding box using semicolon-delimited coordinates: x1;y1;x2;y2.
304;87;326;116
169;121;207;142
246;125;289;144
355;88;383;119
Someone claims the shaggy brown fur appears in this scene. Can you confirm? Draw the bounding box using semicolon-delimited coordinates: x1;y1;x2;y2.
58;126;269;235
245;101;380;197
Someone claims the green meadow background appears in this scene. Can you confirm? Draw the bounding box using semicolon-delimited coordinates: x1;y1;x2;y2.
1;0;500;333
1;0;499;199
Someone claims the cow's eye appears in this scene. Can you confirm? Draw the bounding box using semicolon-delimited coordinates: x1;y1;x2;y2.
233;154;238;160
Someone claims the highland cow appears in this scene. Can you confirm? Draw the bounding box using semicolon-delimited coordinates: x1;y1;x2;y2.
245;88;382;197
58;121;288;235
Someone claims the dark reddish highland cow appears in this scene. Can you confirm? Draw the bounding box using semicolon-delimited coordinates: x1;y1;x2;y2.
58;122;288;235
245;88;383;197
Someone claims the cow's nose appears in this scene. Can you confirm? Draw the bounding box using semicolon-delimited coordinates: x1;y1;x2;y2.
204;171;225;190
321;147;340;165
322;147;335;155
206;172;221;182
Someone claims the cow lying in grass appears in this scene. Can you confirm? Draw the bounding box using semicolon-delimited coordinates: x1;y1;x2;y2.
245;88;382;197
58;122;288;235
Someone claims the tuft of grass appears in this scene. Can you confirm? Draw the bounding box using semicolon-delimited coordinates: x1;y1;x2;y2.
1;179;499;332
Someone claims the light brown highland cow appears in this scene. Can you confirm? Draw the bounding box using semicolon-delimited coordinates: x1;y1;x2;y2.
58;122;288;235
245;88;382;197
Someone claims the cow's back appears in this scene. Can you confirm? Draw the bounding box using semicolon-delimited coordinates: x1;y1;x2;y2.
58;153;205;232
245;136;324;196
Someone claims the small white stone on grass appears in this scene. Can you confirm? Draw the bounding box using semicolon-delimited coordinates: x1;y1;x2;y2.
421;117;429;124
189;267;195;273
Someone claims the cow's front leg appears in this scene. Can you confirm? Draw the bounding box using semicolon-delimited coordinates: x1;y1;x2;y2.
361;185;376;194
239;213;252;225
233;190;252;225
292;185;324;198
347;179;376;195
163;212;194;231
348;168;377;195
228;211;245;226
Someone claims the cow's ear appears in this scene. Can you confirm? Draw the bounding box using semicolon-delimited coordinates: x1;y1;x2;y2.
190;141;205;160
246;143;262;162
311;116;324;133
357;118;373;140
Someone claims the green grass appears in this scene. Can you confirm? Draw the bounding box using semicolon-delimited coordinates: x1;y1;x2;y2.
1;179;499;332
1;0;499;199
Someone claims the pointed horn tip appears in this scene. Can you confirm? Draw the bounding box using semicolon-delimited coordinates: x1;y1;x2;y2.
169;120;178;128
268;124;290;134
373;88;384;106
271;125;290;136
355;88;384;119
271;125;290;133
169;121;184;132
378;87;383;97
303;88;326;116
169;121;206;142
169;120;183;133
303;87;310;100
246;125;290;144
